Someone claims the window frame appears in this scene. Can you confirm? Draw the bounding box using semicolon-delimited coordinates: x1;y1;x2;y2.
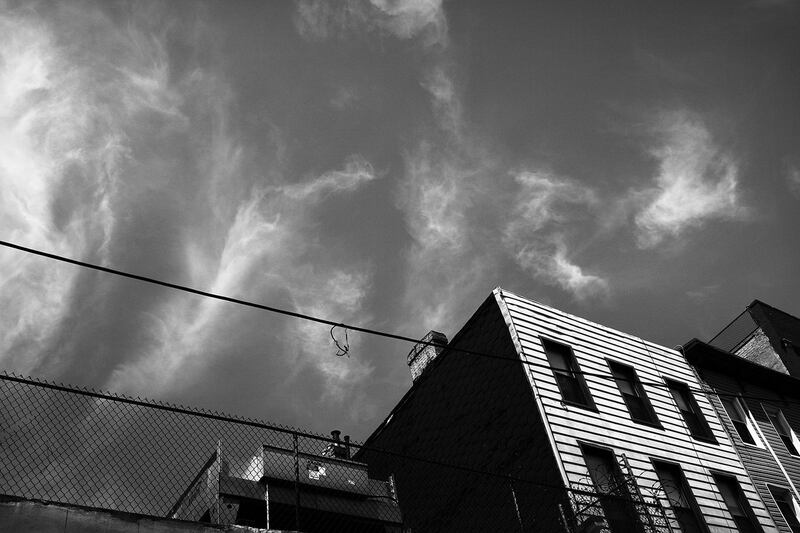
764;407;800;456
665;379;717;444
651;459;708;533
711;473;763;533
540;336;597;411
607;360;661;428
579;443;646;533
767;485;800;533
720;396;762;448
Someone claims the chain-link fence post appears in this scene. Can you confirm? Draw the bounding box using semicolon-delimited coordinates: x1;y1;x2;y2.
292;431;300;532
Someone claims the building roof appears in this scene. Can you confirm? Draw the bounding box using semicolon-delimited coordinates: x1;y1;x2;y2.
359;286;678;451
749;299;800;324
682;338;800;397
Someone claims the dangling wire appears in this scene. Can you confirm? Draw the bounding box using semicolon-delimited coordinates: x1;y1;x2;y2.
330;324;350;357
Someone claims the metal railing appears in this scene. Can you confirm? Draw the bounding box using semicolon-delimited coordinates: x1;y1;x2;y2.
708;307;759;354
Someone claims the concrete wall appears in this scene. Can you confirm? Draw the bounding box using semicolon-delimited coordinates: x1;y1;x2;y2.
0;496;288;533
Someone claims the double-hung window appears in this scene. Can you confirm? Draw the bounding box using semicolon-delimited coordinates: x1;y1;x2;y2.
666;380;716;443
768;486;800;533
609;361;659;426
542;338;594;408
721;397;759;446
581;445;645;533
766;409;800;456
713;474;763;533
652;461;706;533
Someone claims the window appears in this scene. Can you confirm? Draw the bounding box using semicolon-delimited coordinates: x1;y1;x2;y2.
766;409;800;456
581;445;645;533
768;486;800;533
666;380;716;443
542;338;594;408
721;397;758;446
713;474;762;533
609;361;660;426
652;461;706;533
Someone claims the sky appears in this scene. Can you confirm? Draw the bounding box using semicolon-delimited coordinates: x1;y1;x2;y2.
1;0;799;440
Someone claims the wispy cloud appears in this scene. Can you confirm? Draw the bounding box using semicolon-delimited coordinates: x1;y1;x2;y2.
109;156;378;401
786;162;800;197
686;283;720;303
294;0;446;46
0;3;378;417
421;64;462;136
0;5;121;372
279;155;376;200
395;143;497;331
503;171;609;300
633;111;746;248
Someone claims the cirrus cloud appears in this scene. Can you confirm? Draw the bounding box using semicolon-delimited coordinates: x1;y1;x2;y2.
503;171;609;301
633;111;746;248
294;0;446;46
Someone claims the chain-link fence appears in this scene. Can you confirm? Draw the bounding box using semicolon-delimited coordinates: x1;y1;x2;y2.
0;371;678;532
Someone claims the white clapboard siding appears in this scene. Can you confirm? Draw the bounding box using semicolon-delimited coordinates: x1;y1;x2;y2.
495;288;778;533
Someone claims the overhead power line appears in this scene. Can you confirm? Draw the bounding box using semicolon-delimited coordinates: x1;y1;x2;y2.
1;238;798;407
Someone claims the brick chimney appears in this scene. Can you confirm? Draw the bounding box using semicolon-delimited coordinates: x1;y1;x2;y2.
407;330;448;382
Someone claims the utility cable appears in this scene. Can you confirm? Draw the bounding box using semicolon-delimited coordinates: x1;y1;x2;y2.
1;239;798;407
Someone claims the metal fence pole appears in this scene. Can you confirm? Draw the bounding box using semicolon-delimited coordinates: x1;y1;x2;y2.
293;432;300;531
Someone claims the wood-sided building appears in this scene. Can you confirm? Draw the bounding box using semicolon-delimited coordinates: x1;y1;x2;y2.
357;288;775;533
684;302;800;533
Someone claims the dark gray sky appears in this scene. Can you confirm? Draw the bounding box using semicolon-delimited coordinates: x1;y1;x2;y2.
1;0;799;439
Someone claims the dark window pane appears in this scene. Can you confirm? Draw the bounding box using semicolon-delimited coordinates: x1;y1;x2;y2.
653;461;706;533
674;508;705;533
583;447;645;533
624;396;653;422
555;372;588;405
722;398;757;445
769;486;800;533
714;475;762;533
768;412;799;456
610;362;658;425
781;435;799;456
542;339;593;408
667;381;715;442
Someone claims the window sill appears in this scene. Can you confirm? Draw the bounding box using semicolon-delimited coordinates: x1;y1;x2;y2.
691;434;718;445
631;418;663;430
736;439;765;450
560;399;599;413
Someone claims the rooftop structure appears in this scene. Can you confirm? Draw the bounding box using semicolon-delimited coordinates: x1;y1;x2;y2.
170;439;402;532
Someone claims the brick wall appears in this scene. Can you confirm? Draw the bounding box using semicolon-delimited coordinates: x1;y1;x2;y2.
355;296;566;532
734;328;788;374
